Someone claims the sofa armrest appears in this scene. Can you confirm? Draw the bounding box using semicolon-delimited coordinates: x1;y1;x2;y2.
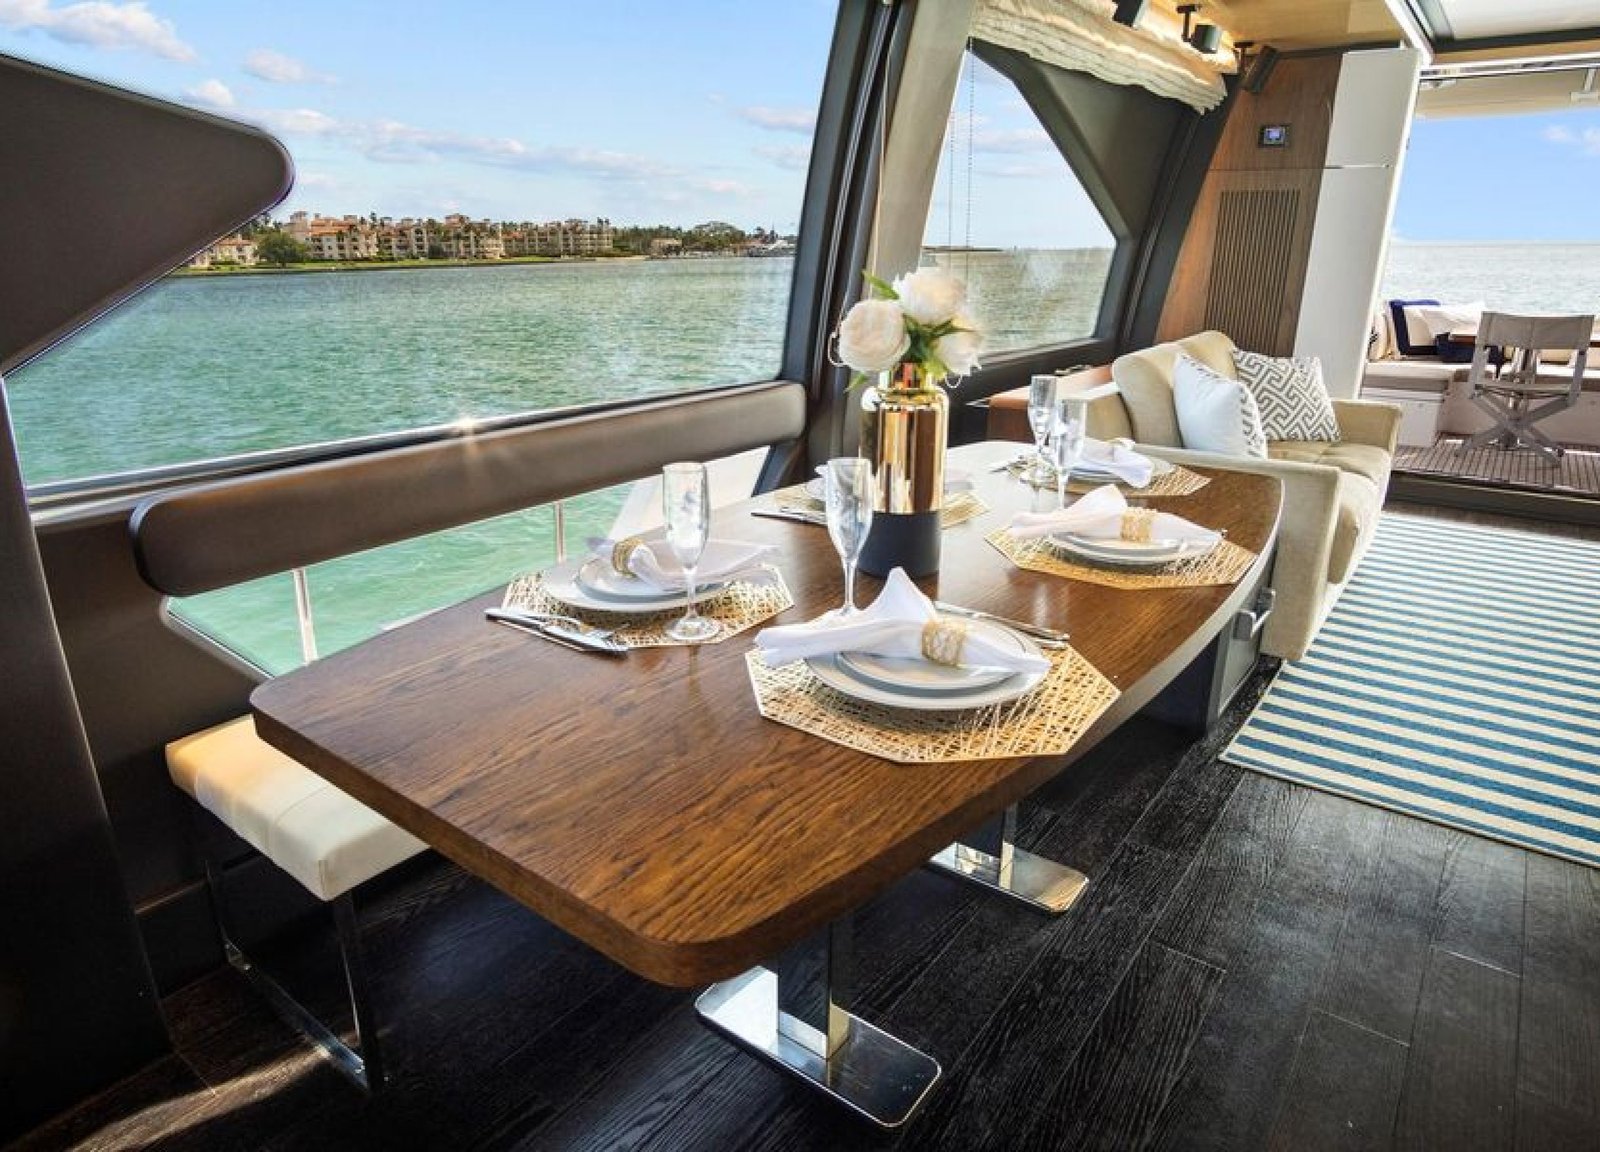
1135;445;1341;661
1333;398;1402;454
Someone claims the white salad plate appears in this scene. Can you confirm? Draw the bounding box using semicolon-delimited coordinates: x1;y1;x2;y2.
1048;533;1216;567
543;558;727;614
805;623;1046;711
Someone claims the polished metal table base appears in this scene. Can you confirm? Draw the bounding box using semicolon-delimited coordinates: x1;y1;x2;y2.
927;805;1089;914
695;920;940;1129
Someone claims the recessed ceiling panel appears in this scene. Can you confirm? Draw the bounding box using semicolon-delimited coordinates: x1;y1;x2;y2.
1435;0;1600;40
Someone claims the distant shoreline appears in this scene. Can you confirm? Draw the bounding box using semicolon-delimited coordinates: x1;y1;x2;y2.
173;253;653;278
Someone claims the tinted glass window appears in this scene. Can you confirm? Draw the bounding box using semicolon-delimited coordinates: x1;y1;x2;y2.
921;51;1115;356
1;2;834;485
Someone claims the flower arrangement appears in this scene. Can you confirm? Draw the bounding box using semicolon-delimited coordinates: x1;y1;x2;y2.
832;267;982;387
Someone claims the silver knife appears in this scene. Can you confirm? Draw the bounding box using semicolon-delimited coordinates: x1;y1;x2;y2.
751;507;827;526
932;601;1070;646
485;608;628;654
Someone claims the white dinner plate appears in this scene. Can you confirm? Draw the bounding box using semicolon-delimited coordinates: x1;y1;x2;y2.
542;558;726;614
1049;533;1217;567
804;627;1046;712
572;556;732;604
1070;454;1174;481
835;618;1029;694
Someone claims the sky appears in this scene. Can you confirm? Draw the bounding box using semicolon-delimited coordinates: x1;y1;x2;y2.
6;1;1594;246
0;0;1109;246
1393;103;1600;243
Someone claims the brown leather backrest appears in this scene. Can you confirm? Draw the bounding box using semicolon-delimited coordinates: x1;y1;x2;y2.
131;381;806;596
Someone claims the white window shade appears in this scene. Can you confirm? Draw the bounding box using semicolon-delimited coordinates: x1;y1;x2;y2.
973;0;1229;112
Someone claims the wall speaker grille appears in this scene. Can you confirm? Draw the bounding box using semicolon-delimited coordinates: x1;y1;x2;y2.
1204;187;1299;353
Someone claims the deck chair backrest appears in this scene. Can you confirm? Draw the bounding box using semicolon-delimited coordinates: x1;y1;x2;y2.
1471;311;1594;396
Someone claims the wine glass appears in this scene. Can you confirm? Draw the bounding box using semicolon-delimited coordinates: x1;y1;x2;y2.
1052;395;1087;509
1027;374;1058;484
661;462;720;642
822;457;874;617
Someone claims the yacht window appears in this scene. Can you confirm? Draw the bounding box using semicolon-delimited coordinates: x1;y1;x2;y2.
921;50;1115;357
1;3;834;488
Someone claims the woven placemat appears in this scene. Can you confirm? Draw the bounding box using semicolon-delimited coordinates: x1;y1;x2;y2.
766;485;990;529
985;529;1257;590
503;571;793;648
746;646;1119;764
1003;458;1210;498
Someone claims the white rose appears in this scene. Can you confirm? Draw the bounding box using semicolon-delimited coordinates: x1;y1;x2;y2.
935;314;982;376
892;267;967;326
835;298;910;373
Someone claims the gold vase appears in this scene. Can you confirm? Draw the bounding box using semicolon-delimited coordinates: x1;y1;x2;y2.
858;362;948;578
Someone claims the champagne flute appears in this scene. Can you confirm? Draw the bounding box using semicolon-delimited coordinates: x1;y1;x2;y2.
822;457;874;617
661;462;719;642
1027;374;1058;484
1052;395;1087;509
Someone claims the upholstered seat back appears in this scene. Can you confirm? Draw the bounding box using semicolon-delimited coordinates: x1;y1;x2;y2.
1109;330;1239;446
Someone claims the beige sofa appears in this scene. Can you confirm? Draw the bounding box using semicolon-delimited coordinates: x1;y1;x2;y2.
1090;331;1402;662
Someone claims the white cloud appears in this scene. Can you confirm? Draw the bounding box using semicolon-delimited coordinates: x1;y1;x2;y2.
183;78;234;108
755;144;811;171
254;106;339;136
243;47;333;84
736;105;816;134
1543;124;1600;155
0;0;194;60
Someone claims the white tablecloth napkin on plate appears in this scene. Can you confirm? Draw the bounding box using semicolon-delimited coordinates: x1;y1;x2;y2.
586;537;775;592
755;568;1050;673
1078;438;1155;487
1007;484;1220;546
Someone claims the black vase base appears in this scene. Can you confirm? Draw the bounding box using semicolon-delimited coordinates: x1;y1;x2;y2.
859;510;941;579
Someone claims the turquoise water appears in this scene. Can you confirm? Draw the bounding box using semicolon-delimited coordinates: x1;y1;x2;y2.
6;250;1112;672
1381;242;1600;314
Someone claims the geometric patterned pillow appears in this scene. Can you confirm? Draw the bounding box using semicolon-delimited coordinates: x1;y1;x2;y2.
1232;350;1341;442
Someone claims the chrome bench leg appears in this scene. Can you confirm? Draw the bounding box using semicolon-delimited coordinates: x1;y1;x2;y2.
695;917;941;1129
203;859;385;1091
927;804;1089;915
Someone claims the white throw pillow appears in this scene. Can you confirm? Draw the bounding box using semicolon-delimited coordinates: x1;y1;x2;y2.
1232;350;1341;442
1410;300;1484;341
1173;354;1267;458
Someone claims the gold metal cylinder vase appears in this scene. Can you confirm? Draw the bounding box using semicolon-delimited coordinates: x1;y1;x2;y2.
858;363;948;578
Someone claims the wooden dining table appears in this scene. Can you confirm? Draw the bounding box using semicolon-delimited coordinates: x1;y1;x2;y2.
251;439;1280;1128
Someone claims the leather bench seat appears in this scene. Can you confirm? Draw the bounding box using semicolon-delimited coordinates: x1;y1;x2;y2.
167;716;426;902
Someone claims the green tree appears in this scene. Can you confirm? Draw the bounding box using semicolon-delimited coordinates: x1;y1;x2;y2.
255;229;308;267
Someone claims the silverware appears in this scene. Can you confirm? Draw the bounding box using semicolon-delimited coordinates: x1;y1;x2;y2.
932;601;1070;647
751;507;827;526
485;607;628;655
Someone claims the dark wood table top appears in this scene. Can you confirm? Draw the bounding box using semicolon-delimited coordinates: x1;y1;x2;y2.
252;441;1280;986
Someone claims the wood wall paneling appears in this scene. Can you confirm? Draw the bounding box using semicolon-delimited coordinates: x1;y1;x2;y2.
1157;57;1341;352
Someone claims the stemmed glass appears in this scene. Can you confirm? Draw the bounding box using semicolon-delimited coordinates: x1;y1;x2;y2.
661;462;720;642
822;457;874;617
1027;374;1058;484
1052;395;1088;509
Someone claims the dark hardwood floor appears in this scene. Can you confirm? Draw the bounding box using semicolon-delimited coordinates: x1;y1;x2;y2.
10;504;1600;1152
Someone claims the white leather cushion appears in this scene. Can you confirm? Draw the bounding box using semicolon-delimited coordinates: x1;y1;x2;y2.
1173;354;1267;458
1233;350;1342;442
168;716;426;901
1408;300;1483;341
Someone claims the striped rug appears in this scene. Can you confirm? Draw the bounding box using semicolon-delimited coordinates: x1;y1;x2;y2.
1223;514;1600;868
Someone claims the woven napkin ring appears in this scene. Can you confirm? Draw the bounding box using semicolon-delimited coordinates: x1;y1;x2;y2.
921;616;969;666
1119;509;1157;543
610;536;645;575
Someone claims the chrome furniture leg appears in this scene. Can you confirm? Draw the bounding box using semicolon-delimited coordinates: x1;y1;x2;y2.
695;917;941;1129
927;804;1089;914
203;858;384;1091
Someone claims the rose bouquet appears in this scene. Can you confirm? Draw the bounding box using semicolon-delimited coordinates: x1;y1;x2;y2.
832;267;982;387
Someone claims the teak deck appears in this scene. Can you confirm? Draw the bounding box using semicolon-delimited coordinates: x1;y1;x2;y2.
251;441;1280;987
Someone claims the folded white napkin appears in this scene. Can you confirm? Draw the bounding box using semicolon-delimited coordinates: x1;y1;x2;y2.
755;568;1050;673
1075;438;1155;487
586;536;774;591
1007;484;1221;546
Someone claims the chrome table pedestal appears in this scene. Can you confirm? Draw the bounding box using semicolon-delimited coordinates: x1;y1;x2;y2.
928;804;1089;914
695;918;941;1129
